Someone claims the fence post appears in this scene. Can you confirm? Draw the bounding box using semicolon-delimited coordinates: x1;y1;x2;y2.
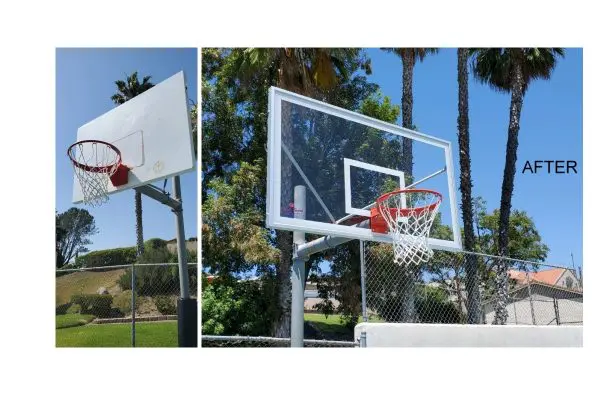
553;297;561;325
131;264;136;348
360;241;367;322
360;331;367;348
526;272;536;325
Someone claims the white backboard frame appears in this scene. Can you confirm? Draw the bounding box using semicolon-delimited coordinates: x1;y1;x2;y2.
266;86;463;252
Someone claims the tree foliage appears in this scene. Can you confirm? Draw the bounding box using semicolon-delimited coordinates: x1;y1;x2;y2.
202;48;381;336
56;208;98;268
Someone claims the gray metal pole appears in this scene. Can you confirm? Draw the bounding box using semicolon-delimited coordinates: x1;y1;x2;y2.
360;241;367;322
131;264;136;347
173;176;190;299
172;175;197;347
291;185;306;348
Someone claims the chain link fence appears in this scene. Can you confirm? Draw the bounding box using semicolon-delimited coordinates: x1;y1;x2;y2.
201;335;357;347
363;243;583;326
56;263;197;347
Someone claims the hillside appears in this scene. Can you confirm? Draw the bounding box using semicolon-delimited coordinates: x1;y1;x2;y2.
56;268;127;305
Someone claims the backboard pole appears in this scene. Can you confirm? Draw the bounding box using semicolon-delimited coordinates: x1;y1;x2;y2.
172;175;197;347
291;185;307;348
131;263;136;347
360;241;367;322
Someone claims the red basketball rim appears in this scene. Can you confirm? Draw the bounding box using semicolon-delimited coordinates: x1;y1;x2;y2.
377;188;442;217
67;140;122;173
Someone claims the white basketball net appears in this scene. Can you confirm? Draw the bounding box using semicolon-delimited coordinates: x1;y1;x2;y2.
68;141;121;207
377;189;442;267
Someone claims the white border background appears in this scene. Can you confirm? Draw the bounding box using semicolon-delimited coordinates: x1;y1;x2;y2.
0;1;596;399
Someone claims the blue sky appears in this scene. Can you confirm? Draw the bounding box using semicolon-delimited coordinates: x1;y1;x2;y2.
365;48;582;267
56;48;198;252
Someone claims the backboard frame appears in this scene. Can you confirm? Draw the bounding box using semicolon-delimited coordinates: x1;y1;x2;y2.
266;86;463;252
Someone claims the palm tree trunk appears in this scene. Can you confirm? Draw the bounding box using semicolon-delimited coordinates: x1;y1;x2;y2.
401;53;415;179
493;55;525;325
457;48;481;324
135;191;144;257
399;52;417;322
273;100;293;338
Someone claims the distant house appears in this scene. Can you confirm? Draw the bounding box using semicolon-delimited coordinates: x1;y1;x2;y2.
483;268;583;325
508;268;582;291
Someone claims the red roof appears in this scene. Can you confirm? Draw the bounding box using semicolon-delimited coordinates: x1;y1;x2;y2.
508;268;565;286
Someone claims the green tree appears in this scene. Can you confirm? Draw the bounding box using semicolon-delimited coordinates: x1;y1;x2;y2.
381;48;438;179
111;72;155;257
220;48;372;337
470;48;564;324
56;208;98;267
457;48;480;323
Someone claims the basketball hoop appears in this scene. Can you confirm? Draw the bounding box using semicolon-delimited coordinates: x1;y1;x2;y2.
372;189;442;267
67;140;129;207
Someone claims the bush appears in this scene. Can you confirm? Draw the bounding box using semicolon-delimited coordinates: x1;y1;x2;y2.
154;295;177;315
113;290;135;315
202;276;277;336
74;247;137;268
145;238;168;250
118;265;179;295
70;294;113;318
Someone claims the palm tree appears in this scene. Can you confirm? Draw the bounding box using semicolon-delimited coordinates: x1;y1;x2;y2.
457;48;481;323
471;48;564;324
379;48;437;322
230;48;360;337
381;48;438;179
111;72;155;257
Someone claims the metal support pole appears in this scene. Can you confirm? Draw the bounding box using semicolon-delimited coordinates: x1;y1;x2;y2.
131;264;136;347
172;176;197;347
360;241;367;322
360;331;367;348
291;185;306;348
526;272;536;325
553;298;561;325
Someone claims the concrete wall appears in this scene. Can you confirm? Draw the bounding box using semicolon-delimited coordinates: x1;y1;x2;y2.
355;323;583;347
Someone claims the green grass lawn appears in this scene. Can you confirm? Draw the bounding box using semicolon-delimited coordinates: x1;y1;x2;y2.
304;313;351;336
56;314;95;329
56;321;178;347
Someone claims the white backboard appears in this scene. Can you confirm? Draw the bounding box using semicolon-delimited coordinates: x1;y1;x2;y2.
266;87;462;251
72;71;195;203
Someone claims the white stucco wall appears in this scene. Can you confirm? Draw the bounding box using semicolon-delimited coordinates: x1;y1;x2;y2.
355;323;582;347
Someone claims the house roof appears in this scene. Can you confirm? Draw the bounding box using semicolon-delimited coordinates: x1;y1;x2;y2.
508;268;566;286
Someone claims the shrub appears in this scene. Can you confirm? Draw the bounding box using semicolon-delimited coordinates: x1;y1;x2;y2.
202;276;277;336
118;265;179;295
70;294;113;318
74;247;137;268
145;238;168;250
154;295;177;315
113;290;135;315
66;303;81;314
